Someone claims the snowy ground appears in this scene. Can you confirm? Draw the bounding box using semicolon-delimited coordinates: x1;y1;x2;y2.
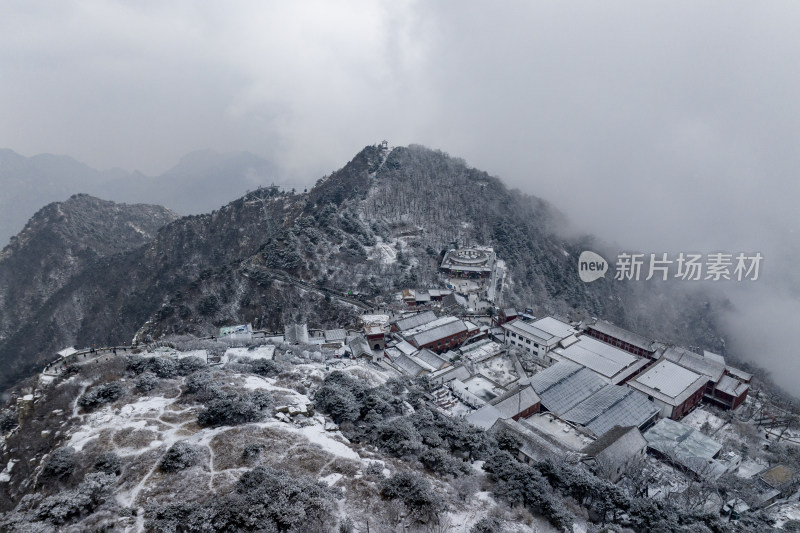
463;375;504;402
55;366;400;532
360;313;390;326
475;355;519;387
736;457;767;479
524;413;594;451
770;497;800;529
224;345;275;360
682;408;727;433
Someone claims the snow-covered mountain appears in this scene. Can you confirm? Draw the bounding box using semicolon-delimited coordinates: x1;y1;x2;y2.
0;143;729;394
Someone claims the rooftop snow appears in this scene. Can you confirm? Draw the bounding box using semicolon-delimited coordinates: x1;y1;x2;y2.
392;353;427;376
582;425;647;460
410;320;467;347
403;315;460;337
466;405;504;430
394;311;438;331
716;375;749;397
662;346;725;382
531;317;576;339
562;385;660;437
551;336;643;381
415;348;449;370
629;359;707;405
588;319;655;352
502;319;559;346
490;385;541;419
324;329;348;342
644;418;722;464
459;339;504;361
429;364;472;385
523;361;607;416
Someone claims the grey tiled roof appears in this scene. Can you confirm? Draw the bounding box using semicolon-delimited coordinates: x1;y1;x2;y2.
415;348;449;370
716;375;749;397
395;311;438;331
524;361;607;416
562;385;660;437
644;418;722;461
411;321;467;347
628;359;708;406
323;329;347;342
490;385;541;419
588;319;655;351
582;425;645;458
392;354;427;376
663;346;725;382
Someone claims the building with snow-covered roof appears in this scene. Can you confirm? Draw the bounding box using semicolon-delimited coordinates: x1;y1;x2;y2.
662;346;726;384
387;337;418;355
502;318;568;361
449;379;486;409
523;361;607;416
390;353;428;376
724;365;752;383
415;348;450;370
348;336;374;361
489;418;571;462
710;375;750;410
429;364;472;386
489;384;541;420
660;346;750;411
220;323;253;342
531;316;577;339
465;384;541;430
627;359;707;420
466;405;504;430
581;426;648;482
284;323;309;344
402;315;460;336
644;418;726;479
393;310;438;332
441;292;468;312
440;247;496;279
364;325;387;351
323;329;347;345
403;317;480;353
550;336;652;385
561;385;660;437
584;319;657;358
459;339;504;362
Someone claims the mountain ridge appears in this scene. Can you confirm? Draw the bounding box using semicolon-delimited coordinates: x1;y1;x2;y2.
0;143;729;393
0;148;288;246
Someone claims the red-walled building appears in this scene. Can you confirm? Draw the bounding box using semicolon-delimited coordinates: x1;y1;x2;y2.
628;359;707;420
585;319;657;358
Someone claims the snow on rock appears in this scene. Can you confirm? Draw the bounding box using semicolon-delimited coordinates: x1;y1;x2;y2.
225;345;275;361
319;473;343;487
67;396;177;452
298;424;360;461
242;375;276;390
0;459;17;483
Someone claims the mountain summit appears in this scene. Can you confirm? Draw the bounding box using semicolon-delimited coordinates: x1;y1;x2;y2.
0;144;726;392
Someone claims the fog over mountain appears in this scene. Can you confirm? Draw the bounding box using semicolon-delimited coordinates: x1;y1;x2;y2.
0;148;283;245
1;2;799;393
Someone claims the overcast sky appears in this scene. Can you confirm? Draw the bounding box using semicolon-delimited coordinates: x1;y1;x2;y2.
2;1;799;390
